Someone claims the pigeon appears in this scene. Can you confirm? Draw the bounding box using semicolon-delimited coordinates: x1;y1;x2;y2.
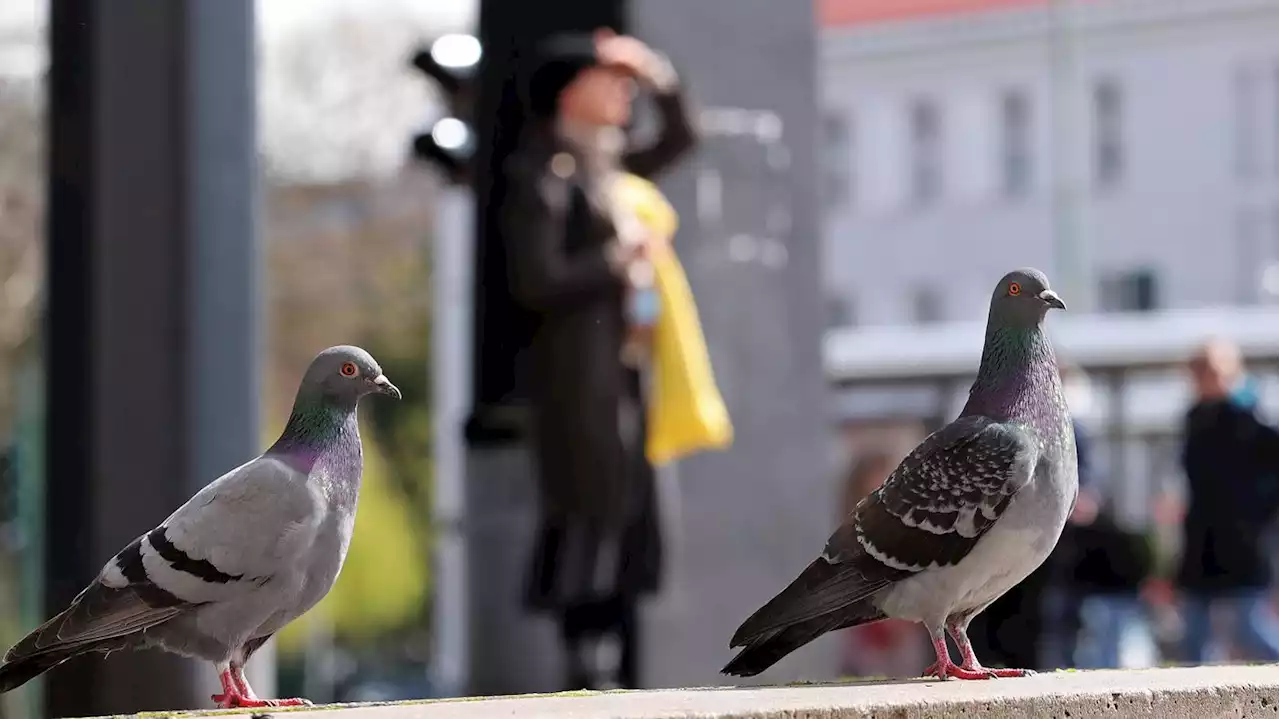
723;268;1076;681
0;345;401;708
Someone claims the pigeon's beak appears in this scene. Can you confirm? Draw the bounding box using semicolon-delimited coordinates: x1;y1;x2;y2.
372;374;402;400
1039;289;1067;310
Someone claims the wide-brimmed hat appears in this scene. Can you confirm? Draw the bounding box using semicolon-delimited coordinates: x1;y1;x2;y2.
523;33;636;118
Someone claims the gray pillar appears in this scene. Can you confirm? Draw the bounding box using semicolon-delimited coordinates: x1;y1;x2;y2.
465;446;563;695
633;0;831;687
45;0;259;714
431;185;475;697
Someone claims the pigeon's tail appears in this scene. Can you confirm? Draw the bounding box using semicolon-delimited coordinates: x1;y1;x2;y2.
722;600;884;677
723;552;903;678
0;644;97;693
730;555;898;647
0;580;184;693
0;604;121;694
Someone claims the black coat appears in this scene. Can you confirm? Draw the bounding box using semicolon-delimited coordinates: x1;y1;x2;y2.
505;90;697;610
1177;397;1279;592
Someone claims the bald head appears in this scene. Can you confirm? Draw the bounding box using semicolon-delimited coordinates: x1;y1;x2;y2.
1189;338;1243;401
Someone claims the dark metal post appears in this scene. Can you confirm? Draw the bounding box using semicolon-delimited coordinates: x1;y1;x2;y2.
1107;369;1128;496
45;0;259;713
183;0;267;701
461;0;630;697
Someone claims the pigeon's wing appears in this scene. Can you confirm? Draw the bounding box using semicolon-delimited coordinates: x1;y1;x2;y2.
144;455;323;603
850;415;1040;573
2;457;320;671
730;416;1038;644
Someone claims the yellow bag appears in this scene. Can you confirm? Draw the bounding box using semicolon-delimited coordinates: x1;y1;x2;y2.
612;173;734;466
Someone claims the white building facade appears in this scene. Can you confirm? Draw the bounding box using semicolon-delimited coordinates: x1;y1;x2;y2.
820;0;1278;328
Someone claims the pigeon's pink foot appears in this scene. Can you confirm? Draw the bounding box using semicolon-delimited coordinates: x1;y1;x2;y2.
968;666;1035;678
922;660;999;680
921;635;993;680
941;664;1001;680
213;669;242;708
212;668;313;708
921;635;1033;680
211;694;314;709
946;625;1036;678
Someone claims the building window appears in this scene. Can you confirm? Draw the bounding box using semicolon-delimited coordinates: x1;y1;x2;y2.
821;111;852;211
999;89;1032;198
1092;78;1124;189
911;285;944;324
1259;204;1280;299
1269;63;1280;176
1233;66;1264;180
908;99;941;205
826;293;855;328
1098;269;1158;312
1236;204;1280;304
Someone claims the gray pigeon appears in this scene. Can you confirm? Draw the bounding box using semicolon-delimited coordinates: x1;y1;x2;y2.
724;268;1076;680
0;345;400;708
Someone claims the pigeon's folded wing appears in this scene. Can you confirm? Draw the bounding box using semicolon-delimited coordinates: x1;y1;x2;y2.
139;455;323;604
850;415;1040;573
732;416;1038;643
4;537;190;664
11;456;320;660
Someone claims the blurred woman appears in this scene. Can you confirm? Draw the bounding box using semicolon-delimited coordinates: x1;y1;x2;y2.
505;29;697;690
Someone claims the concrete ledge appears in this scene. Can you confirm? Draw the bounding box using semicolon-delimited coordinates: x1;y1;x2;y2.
113;665;1278;719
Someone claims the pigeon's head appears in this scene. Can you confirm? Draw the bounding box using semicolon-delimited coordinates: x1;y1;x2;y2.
989;268;1066;328
302;345;401;403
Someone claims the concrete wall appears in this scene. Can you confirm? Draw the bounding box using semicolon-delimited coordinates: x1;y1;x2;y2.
634;0;837;688
458;0;833;695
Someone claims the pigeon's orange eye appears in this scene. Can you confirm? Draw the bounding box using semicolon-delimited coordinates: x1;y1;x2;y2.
1008;282;1022;296
340;362;359;378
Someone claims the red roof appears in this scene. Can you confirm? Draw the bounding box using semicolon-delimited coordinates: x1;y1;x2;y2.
820;0;1051;28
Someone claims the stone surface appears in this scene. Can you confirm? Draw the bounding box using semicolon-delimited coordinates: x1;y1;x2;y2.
106;665;1278;719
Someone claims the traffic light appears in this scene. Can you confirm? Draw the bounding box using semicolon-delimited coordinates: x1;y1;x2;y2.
409;33;482;184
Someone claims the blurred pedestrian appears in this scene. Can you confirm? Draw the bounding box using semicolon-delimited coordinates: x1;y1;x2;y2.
972;365;1154;671
1176;338;1279;663
837;450;931;678
505;28;697;690
1053;367;1154;669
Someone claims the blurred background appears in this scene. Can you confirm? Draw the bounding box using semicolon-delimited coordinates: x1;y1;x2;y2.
0;0;1274;716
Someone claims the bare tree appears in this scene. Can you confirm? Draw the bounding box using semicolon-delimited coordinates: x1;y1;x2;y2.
0;77;42;438
259;8;449;183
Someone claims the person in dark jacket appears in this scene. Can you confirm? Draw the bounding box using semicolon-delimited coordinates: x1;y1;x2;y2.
1043;365;1156;669
1177;338;1279;663
504;28;697;690
1036;396;1099;669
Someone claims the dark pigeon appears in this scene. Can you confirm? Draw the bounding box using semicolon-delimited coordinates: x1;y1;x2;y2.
724;268;1077;680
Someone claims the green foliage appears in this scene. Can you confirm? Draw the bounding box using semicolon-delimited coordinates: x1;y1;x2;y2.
363;348;435;550
264;175;439;649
